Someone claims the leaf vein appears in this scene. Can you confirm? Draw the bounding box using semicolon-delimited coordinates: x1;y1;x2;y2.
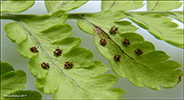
52;0;67;13
151;0;160;11
108;0;117;10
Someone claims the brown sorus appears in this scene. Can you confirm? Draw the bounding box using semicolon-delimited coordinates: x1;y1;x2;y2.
53;47;62;57
64;61;73;69
135;49;143;56
30;46;38;52
114;54;121;61
123;38;130;46
100;38;107;46
41;62;50;69
109;26;118;35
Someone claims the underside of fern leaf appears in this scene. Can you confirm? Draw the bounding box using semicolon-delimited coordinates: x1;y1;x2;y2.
76;10;183;90
3;10;124;99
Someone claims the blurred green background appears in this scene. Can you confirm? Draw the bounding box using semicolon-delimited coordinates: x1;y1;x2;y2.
1;1;183;100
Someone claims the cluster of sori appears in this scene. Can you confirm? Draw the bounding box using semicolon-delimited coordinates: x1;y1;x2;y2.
30;47;73;70
99;26;143;62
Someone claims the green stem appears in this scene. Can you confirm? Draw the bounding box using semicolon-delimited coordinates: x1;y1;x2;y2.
67;11;182;19
67;12;96;19
1;13;20;21
1;11;182;20
0;12;97;20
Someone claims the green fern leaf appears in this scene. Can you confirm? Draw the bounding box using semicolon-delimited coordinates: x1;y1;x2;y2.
94;33;183;90
101;0;144;11
1;61;14;76
3;10;124;99
1;61;42;100
170;11;184;23
127;12;184;49
36;61;124;99
76;11;183;90
1;61;26;96
147;0;183;11
1;0;35;13
4;22;28;44
45;0;88;13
